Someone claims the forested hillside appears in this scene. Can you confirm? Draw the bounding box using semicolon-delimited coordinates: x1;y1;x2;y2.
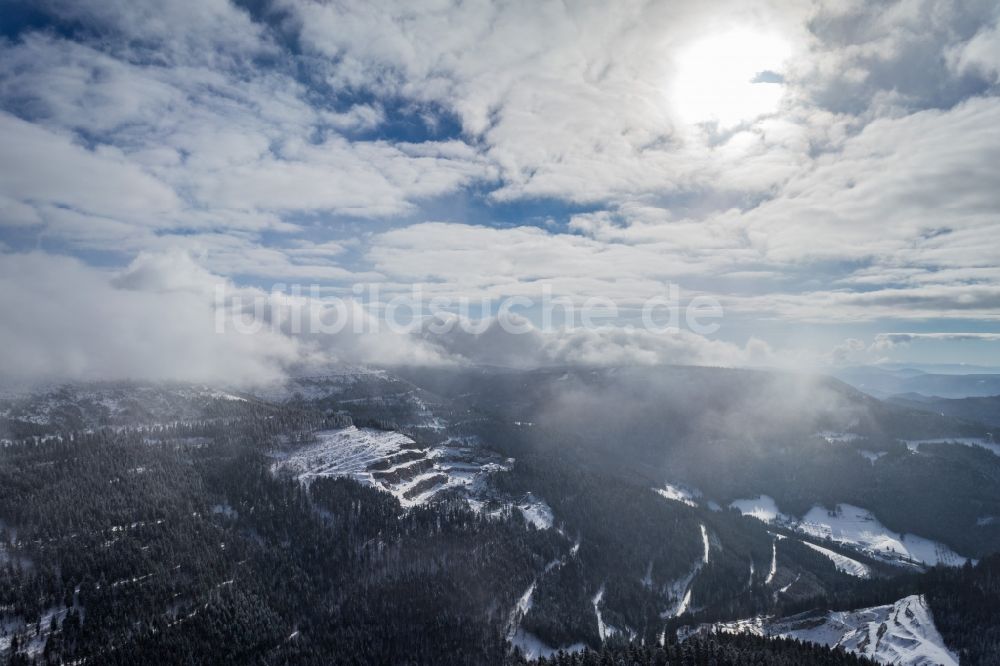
1;369;997;664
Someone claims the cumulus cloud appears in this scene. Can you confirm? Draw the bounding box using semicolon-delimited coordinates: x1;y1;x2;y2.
0;0;998;375
412;314;771;369
0;250;462;385
0;111;180;222
831;338;867;364
948;16;1000;83
0;252;297;385
0;248;762;386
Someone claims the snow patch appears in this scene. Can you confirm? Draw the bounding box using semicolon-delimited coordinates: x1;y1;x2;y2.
801;541;872;578
654;482;699;507
764;540;777;585
777;574;799;595
730;496;794;525
509;629;585;661
799;504;968;567
731;498;969;568
685;594;957;666
517;494;555;530
273;426;509;508
859;450;888;463
592;585;617;642
661;524;710;619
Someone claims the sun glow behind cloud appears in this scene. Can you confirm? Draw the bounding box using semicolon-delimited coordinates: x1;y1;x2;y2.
670;28;792;127
1;0;1000;378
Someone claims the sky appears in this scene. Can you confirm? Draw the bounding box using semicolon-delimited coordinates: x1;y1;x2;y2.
1;0;999;383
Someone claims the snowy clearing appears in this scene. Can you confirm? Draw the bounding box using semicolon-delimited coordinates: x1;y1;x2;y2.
517;494;555;530
654;482;700;507
729;496;794;525
801;541;872;578
798;504;968;567
273;426;509;507
731;498;968;567
508;629;585;661
685;594;958;666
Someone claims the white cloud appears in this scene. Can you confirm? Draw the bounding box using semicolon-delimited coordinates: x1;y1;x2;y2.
0;111;180;222
195;137;494;216
949;17;1000;82
414;314;771;369
0;252;296;385
0;0;998;373
0;246;771;385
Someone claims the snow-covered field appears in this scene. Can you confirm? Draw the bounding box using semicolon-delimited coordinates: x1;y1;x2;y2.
517;494;555;530
273;426;509;507
508;629;585;661
731;497;968;567
801;541;871;578
276;427;414;481
729;496;794;525
685;594;958;666
798;504;968;567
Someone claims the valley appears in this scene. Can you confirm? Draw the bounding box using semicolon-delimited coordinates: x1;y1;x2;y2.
0;364;998;665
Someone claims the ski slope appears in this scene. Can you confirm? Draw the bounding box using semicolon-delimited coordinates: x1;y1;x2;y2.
731;497;968;567
802;541;872;578
273;426;509;507
689;594;958;666
798;504;968;567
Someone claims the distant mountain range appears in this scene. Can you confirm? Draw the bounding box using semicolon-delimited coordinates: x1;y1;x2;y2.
888;393;1000;429
832;365;1000;399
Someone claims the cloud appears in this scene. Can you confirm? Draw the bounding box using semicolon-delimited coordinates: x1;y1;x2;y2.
285;0;819;202
414;314;771;369
0;111;180;222
0;28;494;241
948;16;1000;83
34;0;274;66
0;246;770;385
195;137;494;217
831;337;867;364
0;251;297;385
0;249;464;385
0;0;998;371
